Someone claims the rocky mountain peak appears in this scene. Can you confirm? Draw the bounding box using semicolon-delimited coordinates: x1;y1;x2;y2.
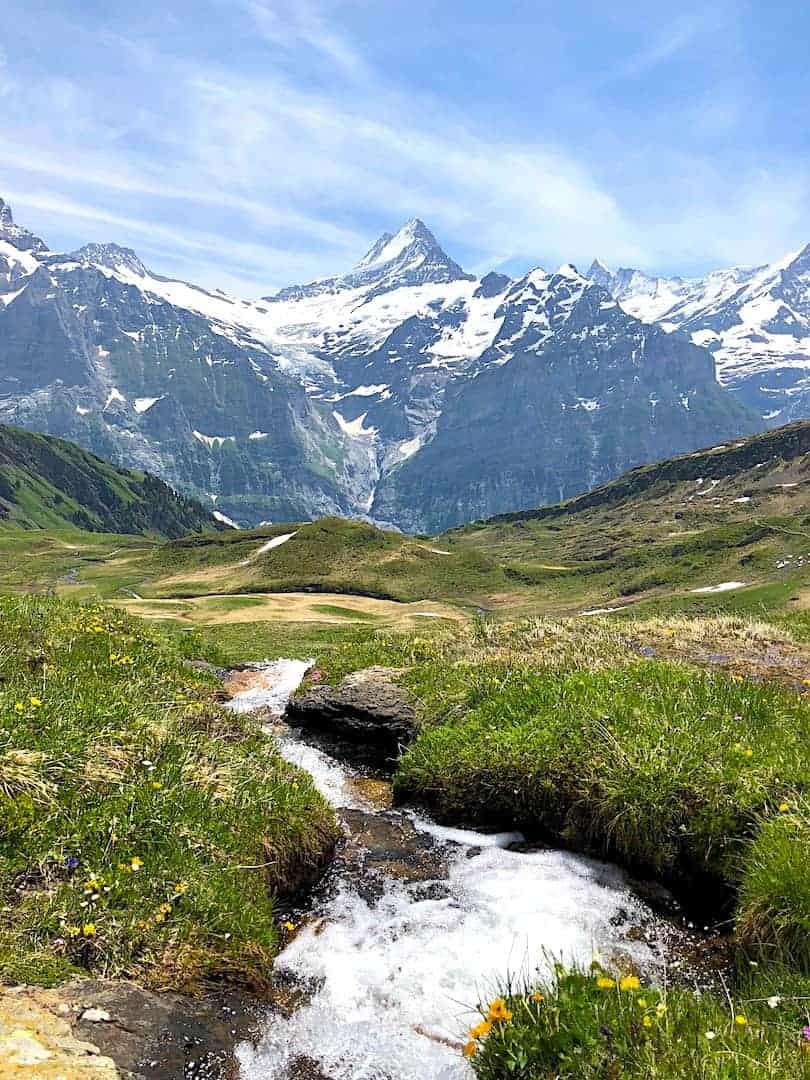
0;197;48;255
586;258;614;289
269;218;473;301
70;243;148;278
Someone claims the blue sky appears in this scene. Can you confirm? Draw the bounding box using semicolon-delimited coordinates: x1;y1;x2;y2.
2;0;809;294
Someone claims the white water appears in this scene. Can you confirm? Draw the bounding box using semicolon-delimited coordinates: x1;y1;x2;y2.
229;662;682;1080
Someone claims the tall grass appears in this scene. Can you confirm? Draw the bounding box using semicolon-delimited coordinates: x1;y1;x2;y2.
0;596;337;989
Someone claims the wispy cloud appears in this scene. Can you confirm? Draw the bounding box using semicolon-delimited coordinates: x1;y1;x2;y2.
244;0;369;79
1;0;807;292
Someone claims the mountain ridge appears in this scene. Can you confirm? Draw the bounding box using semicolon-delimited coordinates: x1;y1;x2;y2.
0;423;225;536
0;197;774;532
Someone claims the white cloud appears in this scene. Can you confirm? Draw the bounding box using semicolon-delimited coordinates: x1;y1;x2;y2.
1;0;808;294
245;0;368;79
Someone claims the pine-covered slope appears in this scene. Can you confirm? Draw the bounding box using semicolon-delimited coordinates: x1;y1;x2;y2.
0;424;223;536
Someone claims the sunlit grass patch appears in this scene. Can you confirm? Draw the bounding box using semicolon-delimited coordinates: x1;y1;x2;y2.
737;799;810;970
395;659;810;907
467;966;810;1079
0;596;337;990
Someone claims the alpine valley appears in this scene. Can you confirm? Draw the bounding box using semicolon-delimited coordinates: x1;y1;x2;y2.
4;196;809;532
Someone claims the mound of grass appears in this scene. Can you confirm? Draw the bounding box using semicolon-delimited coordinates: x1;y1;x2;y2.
0;596;337;990
466;966;810;1079
737;800;810;969
395;657;810;906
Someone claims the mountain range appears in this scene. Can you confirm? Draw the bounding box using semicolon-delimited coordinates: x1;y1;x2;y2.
3;196;806;532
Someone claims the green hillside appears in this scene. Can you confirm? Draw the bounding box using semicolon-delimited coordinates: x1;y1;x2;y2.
0;424;224;537
446;420;810;615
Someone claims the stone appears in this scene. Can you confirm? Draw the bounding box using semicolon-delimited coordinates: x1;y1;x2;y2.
286;667;416;763
0;987;119;1078
80;1008;112;1023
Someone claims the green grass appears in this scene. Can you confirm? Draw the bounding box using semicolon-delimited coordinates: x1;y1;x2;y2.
0;596;338;991
310;603;381;620
395;660;810;902
737;800;810;968
467;966;810;1079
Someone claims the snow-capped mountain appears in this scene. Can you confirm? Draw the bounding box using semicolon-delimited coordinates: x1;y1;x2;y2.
0;198;758;531
588;247;810;427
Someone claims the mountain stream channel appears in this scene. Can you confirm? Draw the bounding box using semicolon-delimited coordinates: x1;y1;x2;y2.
221;660;726;1080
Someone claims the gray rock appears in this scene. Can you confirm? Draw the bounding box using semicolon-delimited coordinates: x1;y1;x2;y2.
286;667;415;761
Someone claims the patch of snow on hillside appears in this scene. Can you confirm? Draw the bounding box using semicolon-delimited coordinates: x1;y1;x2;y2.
75;405;91;416
213;511;239;528
104;388;125;409
249;431;269;440
692;581;747;594
344;384;389;397
193;430;236;449
332;410;377;438
134;396;161;413
241;532;298;564
396;435;423;460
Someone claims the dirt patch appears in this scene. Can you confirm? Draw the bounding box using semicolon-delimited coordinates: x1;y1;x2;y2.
120;592;464;628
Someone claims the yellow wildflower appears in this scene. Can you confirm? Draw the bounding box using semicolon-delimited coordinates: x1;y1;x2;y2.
619;975;641;991
530;992;545;1003
732;674;743;683
159;903;171;915
735;1014;747;1026
778;802;790;812
656;1002;667;1017
284;921;295;932
82;923;96;937
29;696;42;708
130;856;143;872
487;998;513;1022
153;912;166;924
66;925;81;938
151;781;163;790
742;748;753;758
596;977;616;990
462;1041;476;1059
470;1020;492;1039
14;702;24;714
643;1016;653;1028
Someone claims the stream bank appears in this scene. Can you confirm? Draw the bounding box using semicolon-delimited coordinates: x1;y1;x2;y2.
227;661;723;1080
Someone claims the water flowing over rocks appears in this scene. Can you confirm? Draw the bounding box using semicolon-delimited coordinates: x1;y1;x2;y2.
227;661;707;1080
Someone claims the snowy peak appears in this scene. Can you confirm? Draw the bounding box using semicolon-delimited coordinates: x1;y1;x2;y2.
69;242;148;278
586;259;614;289
270;218;473;301
0;197;47;255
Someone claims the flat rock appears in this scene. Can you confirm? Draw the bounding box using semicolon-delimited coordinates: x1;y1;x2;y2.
286;667;416;762
0;986;119;1078
0;979;261;1080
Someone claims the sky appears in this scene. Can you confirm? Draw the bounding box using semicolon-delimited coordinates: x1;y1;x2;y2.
2;0;809;296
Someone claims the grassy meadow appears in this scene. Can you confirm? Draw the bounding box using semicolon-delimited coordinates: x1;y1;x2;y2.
3;424;810;1073
0;596;337;991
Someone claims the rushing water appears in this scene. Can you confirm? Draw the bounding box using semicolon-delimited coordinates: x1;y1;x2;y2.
227;661;688;1080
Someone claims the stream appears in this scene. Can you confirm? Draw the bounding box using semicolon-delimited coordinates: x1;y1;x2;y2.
226;661;707;1080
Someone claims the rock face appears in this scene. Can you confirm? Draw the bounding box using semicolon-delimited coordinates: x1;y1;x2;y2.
0;985;119;1078
286;667;416;763
588;246;810;427
0;197;763;531
0;978;260;1080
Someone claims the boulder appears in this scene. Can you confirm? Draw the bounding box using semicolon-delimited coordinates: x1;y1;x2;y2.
286;667;416;762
